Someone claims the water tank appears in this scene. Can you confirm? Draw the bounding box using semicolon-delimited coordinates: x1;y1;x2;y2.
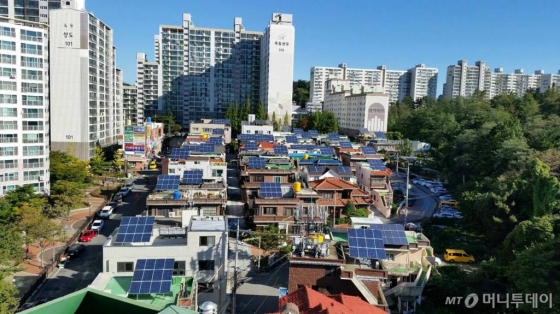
293;182;301;192
281;303;300;314
199;301;218;314
146;117;152;122
173;190;181;200
303;153;309;160
202;134;208;139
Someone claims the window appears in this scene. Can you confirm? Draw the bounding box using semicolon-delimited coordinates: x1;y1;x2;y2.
117;262;134;272
0;133;17;143
0;146;17;156
0;40;15;51
0;107;16;117
173;261;186;275
0;172;18;182
0;94;16;103
198;260;215;271
0;160;17;169
325;267;337;277
199;236;215;246
284;208;294;216
0;54;15;64
253;175;264;182
273;176;282;183
0;120;17;130
263;207;276;215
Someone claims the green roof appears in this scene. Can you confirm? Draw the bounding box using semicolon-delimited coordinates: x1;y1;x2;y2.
19;288;162;314
331;232;348;242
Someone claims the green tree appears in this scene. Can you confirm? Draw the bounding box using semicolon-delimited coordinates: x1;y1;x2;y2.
0;277;19;314
3;185;46;211
252;225;283;254
256;101;266;120
283;112;290;126
292;80;310;106
240;101;248;124
50;180;86;211
244;99;252;119
398;139;414;156
224;103;233;122
524;159;560;218
0;199;16;226
113;149;124;170
502;215;556;260
232;103;241;133
27;216;61;268
272;112;280;131
89;146;109;176
153;111;182;135
50;151;89;184
0;225;23;268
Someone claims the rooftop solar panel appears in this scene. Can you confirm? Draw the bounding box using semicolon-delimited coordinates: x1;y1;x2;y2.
199;143;215;153
374;131;387;139
302;132;311;139
369;224;409;246
317;159;342;166
239;134;256;142
183;169;203;184
328;133;341;141
259;182;283;198
244;142;258;151
308;130;319;137
248;157;266;169
115;216;155;244
359;127;370;134
336;166;352;174
348;228;386;260
273;145;289;155
170;147;190;159
128;258;175;294
213;119;230;125
155;175;181;191
367;159;386;171
339;141;353;148
361;146;377;155
308;165;325;173
212;128;224;135
209;137;222;144
298;159;317;165
285;135;298;143
282;125;292;132
293;128;303;135
319;146;335;156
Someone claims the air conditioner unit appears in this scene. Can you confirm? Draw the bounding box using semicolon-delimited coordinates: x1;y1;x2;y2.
38;176;44;181
168;212;175;218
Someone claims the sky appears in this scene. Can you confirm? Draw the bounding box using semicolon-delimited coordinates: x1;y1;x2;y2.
87;0;560;95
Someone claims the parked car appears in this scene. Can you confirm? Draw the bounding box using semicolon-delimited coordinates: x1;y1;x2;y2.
149;160;157;169
18;299;48;311
119;187;131;196
66;244;85;257
57;256;69;268
444;249;475;263
113;192;123;202
98;205;114;219
79;230;95;242
91;219;104;232
125;182;134;189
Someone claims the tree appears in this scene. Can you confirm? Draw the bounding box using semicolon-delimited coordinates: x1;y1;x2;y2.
153;111;182;135
272;112;280;131
224;103;233;123
253;225;283;254
113;149;124;170
3;185;46;212
89;146;109;176
398;139;414;156
292;80;310;106
523;159;560;218
0;277;19;314
50;151;89;184
502;215;556;260
244;99;252;120
256;101;266;120
0;225;23;268
282;111;290;126
49;180;86;211
27;216;61;269
232;103;241;133
0;199;16;226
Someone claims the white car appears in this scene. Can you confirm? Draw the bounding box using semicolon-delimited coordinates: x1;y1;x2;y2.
91;219;104;231
125;182;134;189
119;187;131;196
98;206;114;219
412;179;425;185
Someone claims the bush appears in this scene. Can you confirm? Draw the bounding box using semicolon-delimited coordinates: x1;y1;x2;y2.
90;188;101;197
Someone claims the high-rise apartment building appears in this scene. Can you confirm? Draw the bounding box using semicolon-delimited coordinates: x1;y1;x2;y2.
0;0;84;23
310;63;437;103
122;85;137;124
136;52;158;122
260;13;295;119
49;7;122;160
539;72;560;93
155;14;262;128
0;16;50;196
443;60;545;99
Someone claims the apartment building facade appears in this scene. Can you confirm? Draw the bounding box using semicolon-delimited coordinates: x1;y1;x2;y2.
310;63;438;103
49;7;123;160
122;85;137;124
0;0;84;23
0;16;50;196
135;52;157;122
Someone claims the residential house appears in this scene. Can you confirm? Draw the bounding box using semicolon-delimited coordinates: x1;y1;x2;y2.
354;161;393;218
189;119;232;144
162;151;227;184
241;114;274;135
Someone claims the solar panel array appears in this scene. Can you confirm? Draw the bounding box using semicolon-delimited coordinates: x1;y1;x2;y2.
374;131;387;139
282;125;292;132
336;166;352;174
170;147;190;159
183;169;203;185
259;182;283;198
319;146;335;156
307;165;325;173
239;134;256;141
248;157;266;169
308;130;319;137
367;159;386;171
348;228;387;260
213;119;230;125
155;175;181;191
254;134;274;142
328;133;341;141
339;141;353;148
361;146;377;155
368;224;408;246
244;142;258;151
293;128;303;135
285;135;298;143
128;258;175;294
273;145;289;155
199;143;215;152
291;144;316;150
318;159;342;166
359;127;370;134
209;137;222;144
115;216;155;244
299;159;318;165
302;131;311;139
212;128;224;135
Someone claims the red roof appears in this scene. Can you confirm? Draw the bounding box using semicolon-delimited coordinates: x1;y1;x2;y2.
309;178;360;190
267;286;386;314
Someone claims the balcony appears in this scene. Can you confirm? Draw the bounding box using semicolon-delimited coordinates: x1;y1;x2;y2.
22;113;43;119
21;35;42;42
146;193;226;206
22;125;43;131
381;260;421;276
23;162;44;169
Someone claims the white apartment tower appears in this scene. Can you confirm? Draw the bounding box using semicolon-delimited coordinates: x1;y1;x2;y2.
135;52;158;122
0;0;85;23
156;13;262;128
260;13;295;119
0;16;50;196
122;85;137;124
49;7;122;160
310;63;437;103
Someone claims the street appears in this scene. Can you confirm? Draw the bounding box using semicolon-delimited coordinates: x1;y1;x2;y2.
235;262;289;314
27;173;157;302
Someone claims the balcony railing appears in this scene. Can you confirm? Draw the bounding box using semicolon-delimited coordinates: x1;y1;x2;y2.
22;88;43;93
22;113;43;119
23;150;44;157
22;125;43;131
22;100;43;106
23;138;43;144
23;162;43;168
0;163;17;169
21;35;42;42
22;75;43;80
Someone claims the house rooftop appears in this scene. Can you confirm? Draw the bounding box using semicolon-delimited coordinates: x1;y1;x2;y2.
189;216;226;231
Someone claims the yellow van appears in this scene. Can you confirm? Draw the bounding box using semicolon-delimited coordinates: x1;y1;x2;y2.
149;161;157;169
443;249;475;263
439;200;458;208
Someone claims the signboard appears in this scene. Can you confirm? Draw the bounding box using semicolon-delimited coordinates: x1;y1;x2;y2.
133;136;145;145
133;126;145;133
124;143;144;152
124;126;134;142
279;287;288;298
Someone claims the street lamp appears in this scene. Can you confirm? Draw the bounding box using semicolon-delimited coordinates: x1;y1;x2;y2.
51;230;57;263
88;202;92;217
400;156;417;225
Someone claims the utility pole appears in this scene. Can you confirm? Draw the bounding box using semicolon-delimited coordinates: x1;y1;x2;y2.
232;221;240;314
396;152;399;174
257;236;261;273
405;161;410;225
